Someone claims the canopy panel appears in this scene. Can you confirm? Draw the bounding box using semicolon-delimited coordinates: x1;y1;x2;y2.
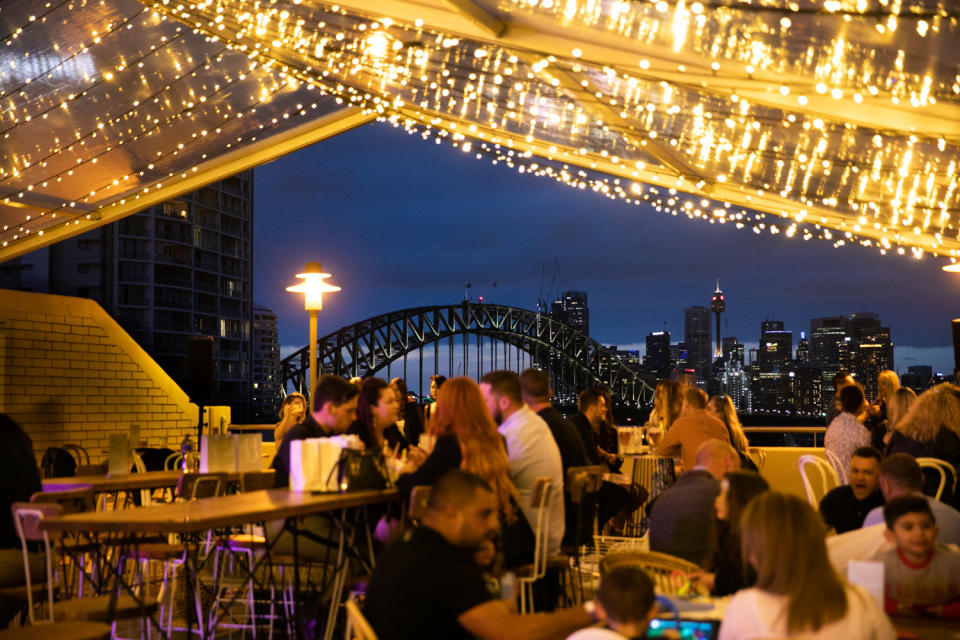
1;0;958;261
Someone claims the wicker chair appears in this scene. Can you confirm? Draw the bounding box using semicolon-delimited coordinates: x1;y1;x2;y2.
600;550;704;596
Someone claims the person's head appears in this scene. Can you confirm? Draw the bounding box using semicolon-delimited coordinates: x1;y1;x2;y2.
423;470;500;551
429;375;447;399
279;392;307;422
311;375;360;433
479;370;523;425
695;439;740;480
594;387;614;427
389;377;409;409
653;380;683;429
519;368;551;407
706;395;750;452
848;446;882;500
878;453;924;500
683;386;709;411
355;378;399;444
838;383;866;415
594;566;658;637
896;383;960;442
886;387;917;431
715;470;769;528
578;388;607;429
877;370;900;401
433;377;518;520
741;492;847;634
832;371;855;396
882;495;938;563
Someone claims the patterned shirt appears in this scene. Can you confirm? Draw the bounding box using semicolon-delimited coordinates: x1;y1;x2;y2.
824;412;870;479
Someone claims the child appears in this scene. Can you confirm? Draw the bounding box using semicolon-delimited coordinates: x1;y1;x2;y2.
566;566;658;640
873;495;960;619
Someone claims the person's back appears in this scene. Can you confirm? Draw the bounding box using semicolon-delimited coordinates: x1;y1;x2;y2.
648;468;718;566
655;387;729;471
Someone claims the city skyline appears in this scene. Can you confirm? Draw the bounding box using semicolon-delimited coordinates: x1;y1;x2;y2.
254;123;960;378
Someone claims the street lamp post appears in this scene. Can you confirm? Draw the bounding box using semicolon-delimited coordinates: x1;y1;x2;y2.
287;262;341;397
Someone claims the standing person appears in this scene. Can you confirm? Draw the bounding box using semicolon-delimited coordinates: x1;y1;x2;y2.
824;384;871;478
819;446;884;534
826;371;857;426
364;470;593;640
655;387;730;472
273;392;307;444
270;374;359;488
423;374;447;434
480;370;565;555
866;370;900;449
348;377;406;452
391;377;424;447
706;394;757;471
881;387;916;447
886;384;960;502
718;492;896;640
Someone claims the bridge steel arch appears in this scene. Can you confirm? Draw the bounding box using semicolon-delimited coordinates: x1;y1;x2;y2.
279;303;656;406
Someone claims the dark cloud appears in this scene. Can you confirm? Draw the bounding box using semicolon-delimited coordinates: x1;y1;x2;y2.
254;122;959;366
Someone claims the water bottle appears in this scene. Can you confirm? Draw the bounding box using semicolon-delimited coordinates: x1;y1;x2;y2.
180;434;193;472
500;571;517;604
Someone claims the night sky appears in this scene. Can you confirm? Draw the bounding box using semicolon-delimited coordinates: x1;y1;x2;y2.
253;121;960;381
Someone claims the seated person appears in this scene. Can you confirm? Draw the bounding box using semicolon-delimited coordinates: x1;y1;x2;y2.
862;453;960;546
649;439;739;567
873;495;960;619
655;387;730;472
824;384;870;478
819;446;884;534
270;374;359;488
273;392;307;445
364;470;593;640
565;566;658;640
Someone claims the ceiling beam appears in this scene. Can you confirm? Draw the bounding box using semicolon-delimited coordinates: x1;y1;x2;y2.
0;107;376;263
442;0;506;38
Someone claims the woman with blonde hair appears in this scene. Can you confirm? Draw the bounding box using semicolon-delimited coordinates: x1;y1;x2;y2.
706;394;757;471
273;392;307;444
646;379;683;439
880;386;916;445
887;383;960;501
719;492;895;639
396;377;533;565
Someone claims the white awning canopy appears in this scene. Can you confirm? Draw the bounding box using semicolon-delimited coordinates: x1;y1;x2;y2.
1;0;957;262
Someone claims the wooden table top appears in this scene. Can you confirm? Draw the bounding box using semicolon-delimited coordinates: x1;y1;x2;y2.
39;488;399;534
41;469;274;493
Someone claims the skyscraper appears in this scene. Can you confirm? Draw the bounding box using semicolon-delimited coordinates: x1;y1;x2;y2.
684;306;712;383
252;305;281;421
753;320;793;412
847;313;894;401
0;173;255;419
645;331;671;380
551;290;589;335
710;281;725;359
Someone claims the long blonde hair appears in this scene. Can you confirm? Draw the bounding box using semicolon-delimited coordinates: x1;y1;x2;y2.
741;492;847;634
877;370;900;402
885;386;916;431
895;383;960;442
431;377;519;522
650;380;683;430
708;395;750;453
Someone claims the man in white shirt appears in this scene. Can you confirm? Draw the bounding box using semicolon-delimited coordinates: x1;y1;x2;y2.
480;370;565;555
862;453;960;546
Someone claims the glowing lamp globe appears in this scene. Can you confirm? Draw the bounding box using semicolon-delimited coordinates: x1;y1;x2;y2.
286;262;341;311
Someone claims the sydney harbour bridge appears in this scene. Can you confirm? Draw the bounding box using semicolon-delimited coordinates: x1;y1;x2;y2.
279;302;656;407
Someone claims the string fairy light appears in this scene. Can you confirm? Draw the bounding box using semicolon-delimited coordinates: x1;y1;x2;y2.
0;0;957;261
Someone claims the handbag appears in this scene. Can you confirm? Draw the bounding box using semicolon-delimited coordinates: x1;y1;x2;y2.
336;448;390;491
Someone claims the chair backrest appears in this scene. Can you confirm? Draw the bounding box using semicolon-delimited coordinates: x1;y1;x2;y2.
40;447;78;479
165;452;182;471
529;477;553;579
240;470;276;493
11;501;62;623
798;455;839;507
916;458;955;501
408;485;432;523
345;598;378;640
824;449;848;484
600;550;702;596
177;473;225;500
31;487;95;515
62;444;90;467
565;465;605;504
